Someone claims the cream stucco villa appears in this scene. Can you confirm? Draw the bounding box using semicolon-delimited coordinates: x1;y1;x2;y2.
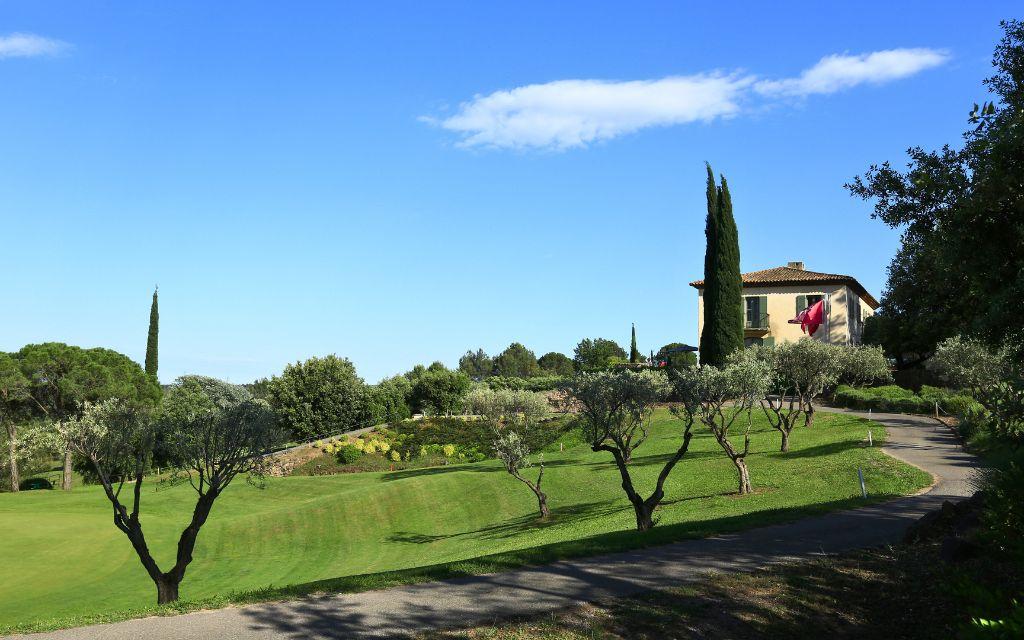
690;262;879;347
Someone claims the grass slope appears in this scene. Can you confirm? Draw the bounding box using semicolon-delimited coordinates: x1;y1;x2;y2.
0;410;930;633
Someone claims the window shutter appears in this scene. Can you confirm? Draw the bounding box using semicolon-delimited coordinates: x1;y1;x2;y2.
796;295;807;313
759;296;768;325
763;337;775;348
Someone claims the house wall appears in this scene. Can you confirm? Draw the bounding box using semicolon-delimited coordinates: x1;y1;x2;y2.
696;284;876;347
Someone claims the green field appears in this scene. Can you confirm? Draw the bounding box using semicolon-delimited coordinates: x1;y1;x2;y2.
0;410;931;633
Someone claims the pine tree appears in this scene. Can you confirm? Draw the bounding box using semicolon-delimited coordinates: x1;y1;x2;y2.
145;287;159;379
699;167;744;366
629;323;641;364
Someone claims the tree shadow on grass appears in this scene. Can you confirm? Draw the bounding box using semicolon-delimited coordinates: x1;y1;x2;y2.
378;458;585;482
232;493;947;639
386;499;626;544
772;440;864;459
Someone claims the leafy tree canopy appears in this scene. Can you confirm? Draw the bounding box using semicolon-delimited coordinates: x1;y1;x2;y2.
493;342;541;378
458;349;493;380
573;338;627;372
537;351;574;377
848;20;1024;358
267;355;371;439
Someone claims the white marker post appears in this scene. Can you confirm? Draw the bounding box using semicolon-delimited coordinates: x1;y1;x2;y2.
858;467;867;498
868;430;873;447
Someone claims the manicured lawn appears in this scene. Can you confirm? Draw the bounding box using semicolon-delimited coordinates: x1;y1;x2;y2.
0;410;930;633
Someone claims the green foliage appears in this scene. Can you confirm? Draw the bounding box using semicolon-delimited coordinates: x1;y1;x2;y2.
537;352;574;377
832;384;983;418
573;338;627;371
493;343;541;378
388;415;572;456
267;355;372;440
847;21;1024;353
566;370;669;453
16;343;161;420
839;344;892;387
145;288;158;379
409;367;471;416
366;375;412;424
699;166;743;366
465;387;549;425
334;443;364;465
458;348;493;380
931;336;1024;442
959;462;1024;638
485;375;564;392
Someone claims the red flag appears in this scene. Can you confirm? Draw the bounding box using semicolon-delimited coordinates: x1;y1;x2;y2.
788;299;824;335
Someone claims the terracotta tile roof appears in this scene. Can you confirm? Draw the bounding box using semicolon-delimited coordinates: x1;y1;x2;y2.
690;266;879;308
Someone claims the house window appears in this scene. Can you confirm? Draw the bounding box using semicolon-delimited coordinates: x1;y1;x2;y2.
744;297;763;328
744;337;763;347
797;294;823;313
849;294;863;344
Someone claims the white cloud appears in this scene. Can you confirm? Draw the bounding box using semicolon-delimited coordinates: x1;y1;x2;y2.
0;32;71;59
754;48;949;97
427;47;949;151
429;74;754;150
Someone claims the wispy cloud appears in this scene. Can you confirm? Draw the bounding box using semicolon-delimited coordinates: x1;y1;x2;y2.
0;32;71;59
425;74;754;151
426;47;948;151
754;48;950;97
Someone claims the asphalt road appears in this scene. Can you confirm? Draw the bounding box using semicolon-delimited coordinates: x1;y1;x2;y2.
10;408;980;640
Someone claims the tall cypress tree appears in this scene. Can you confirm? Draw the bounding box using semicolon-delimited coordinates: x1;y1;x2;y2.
629;323;641;364
145;287;159;379
700;167;744;366
699;164;720;364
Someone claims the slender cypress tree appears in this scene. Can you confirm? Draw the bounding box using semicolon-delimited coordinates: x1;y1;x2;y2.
713;176;744;359
699;168;744;366
699;164;720;364
145;287;159;379
629;323;641;364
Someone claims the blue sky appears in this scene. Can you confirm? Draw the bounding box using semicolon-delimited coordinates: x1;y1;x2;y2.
0;2;1017;383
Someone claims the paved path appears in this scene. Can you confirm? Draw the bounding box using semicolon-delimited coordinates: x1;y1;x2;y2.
11;409;980;640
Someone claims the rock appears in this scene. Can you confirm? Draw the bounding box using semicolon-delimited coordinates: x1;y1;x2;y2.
939;535;982;563
904;491;987;544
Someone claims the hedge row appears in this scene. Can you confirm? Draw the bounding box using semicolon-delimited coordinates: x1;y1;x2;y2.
833;384;981;417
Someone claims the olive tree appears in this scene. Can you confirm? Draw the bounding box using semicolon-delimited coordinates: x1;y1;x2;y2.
840;345;892;388
565;370;687;531
930;335;1024;441
678;358;771;494
61;376;280;605
776;339;845;429
468;387;551;517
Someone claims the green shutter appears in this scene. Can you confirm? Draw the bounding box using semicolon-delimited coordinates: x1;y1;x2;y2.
759;296;768;326
763;337;775;348
796;294;807;313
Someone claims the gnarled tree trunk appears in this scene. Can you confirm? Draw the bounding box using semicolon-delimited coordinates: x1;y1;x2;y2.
779;429;790;452
597;432;692;532
62;448;73;491
734;457;752;494
156;576;180;605
513;466;550;519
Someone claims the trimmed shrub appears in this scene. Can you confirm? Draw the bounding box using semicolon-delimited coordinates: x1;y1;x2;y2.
335;444;364;464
